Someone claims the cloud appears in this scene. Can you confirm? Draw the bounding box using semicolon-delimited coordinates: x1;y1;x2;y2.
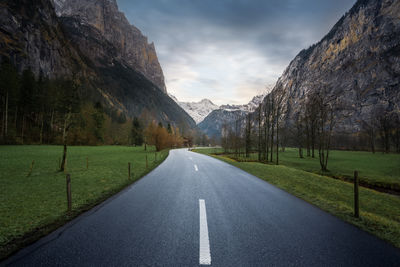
117;0;356;105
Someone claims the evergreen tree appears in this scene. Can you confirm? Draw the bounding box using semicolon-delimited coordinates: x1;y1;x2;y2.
131;116;143;146
167;123;172;134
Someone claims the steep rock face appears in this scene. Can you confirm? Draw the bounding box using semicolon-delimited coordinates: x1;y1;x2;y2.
0;0;195;128
198;109;246;139
270;0;400;132
53;0;167;93
0;0;86;78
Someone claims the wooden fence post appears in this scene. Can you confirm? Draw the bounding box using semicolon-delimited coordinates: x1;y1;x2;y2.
354;170;359;218
128;162;131;179
27;160;35;177
66;174;71;212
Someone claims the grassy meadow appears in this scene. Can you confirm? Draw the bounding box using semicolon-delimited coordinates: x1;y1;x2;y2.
0;145;168;258
194;148;400;248
206;147;400;191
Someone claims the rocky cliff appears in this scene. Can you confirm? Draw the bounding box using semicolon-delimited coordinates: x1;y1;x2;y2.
0;0;194;128
0;0;86;78
269;0;400;132
198;109;246;139
53;0;167;93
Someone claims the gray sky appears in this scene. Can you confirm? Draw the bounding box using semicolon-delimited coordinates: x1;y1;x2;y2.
117;0;356;105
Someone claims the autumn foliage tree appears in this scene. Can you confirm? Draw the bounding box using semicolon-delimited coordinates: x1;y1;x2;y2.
144;121;184;151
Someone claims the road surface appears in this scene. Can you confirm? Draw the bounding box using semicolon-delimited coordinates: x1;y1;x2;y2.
3;148;400;266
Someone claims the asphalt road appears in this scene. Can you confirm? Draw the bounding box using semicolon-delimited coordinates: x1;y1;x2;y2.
3;148;400;266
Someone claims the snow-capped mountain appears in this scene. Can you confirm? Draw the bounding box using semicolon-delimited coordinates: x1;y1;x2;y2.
219;93;267;112
169;85;272;125
169;95;219;124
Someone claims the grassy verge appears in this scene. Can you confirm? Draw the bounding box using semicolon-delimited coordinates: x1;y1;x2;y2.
203;148;400;192
0;145;168;259
194;148;400;249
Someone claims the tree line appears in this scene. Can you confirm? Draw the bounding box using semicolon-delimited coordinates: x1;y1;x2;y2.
221;86;400;171
0;59;198;149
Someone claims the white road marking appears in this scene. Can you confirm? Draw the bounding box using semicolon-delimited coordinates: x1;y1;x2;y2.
194;164;198;171
199;199;211;265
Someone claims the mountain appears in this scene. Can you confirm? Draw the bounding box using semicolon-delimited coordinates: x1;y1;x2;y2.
197;92;269;138
53;0;167;93
0;0;195;128
170;85;272;127
169;95;219;124
198;109;247;139
219;93;268;112
267;0;400;133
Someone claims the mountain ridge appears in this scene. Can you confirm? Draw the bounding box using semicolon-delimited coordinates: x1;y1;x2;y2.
0;0;195;129
52;0;167;93
170;90;269;125
267;0;400;134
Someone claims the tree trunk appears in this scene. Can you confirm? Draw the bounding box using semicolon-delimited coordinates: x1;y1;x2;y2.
61;143;67;171
311;129;315;158
14;106;17;128
276;107;279;165
40;113;44;144
5;91;8;137
21;115;25;144
370;130;375;154
258;107;261;161
60;112;71;172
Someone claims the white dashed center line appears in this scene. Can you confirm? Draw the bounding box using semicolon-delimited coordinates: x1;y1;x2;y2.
194;164;198;171
199;199;211;265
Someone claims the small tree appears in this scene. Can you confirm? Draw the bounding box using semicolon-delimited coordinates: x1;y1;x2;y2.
294;112;304;158
58;80;81;172
131;116;144;146
310;89;338;171
245;113;251;158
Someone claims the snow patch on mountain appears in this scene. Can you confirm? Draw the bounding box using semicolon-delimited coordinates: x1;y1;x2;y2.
169;95;219;124
169;84;273;124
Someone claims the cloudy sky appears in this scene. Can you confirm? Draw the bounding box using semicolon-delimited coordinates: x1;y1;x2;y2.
117;0;356;105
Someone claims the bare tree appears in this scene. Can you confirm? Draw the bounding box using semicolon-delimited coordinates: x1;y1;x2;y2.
275;95;284;165
305;94;318;158
361;110;378;153
257;104;262;161
311;89;339;171
294;112;305;158
245;113;251;158
270;96;275;162
263;95;272;161
391;112;400;153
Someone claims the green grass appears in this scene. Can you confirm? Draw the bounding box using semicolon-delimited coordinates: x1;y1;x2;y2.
194;148;400;249
204;148;400;191
0;145;168;259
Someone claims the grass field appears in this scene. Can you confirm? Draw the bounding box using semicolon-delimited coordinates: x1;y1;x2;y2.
206;148;400;191
0;145;168;259
194;148;400;248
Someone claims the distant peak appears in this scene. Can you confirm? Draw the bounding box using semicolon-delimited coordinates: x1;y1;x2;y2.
200;99;214;105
